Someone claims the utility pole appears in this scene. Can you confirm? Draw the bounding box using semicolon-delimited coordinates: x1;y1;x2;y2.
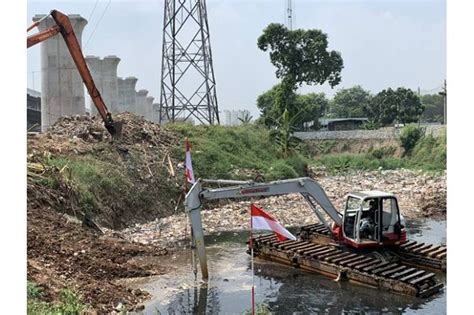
438;80;447;125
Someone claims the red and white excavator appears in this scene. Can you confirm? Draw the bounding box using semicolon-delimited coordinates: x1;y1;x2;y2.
27;10;122;137
184;177;407;279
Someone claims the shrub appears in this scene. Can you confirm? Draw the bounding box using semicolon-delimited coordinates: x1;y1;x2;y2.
399;125;425;155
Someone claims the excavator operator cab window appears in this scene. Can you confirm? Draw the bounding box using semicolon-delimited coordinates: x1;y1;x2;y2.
343;196;361;240
381;197;401;240
360;198;378;241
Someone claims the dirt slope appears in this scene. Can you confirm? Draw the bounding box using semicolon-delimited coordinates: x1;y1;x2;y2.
27;113;183;312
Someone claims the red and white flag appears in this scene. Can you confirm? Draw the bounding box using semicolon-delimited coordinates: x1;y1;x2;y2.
251;204;296;241
185;138;195;184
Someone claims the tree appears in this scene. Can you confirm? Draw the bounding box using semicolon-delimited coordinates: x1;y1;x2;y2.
329;86;372;118
257;23;343;118
256;84;328;130
396;88;425;124
295;93;328;130
420;94;444;123
270;109;302;159
367;88;424;126
237;112;253;125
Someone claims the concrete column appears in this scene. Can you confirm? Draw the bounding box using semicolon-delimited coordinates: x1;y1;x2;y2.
33;14;88;131
117;76;138;113
152;103;160;123
145;96;155;121
102;56;120;113
85;55;120;114
85;56;101;115
136;89;149;118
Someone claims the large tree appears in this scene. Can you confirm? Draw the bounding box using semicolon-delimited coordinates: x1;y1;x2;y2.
329;86;372;118
256;84;328;130
257;23;343;120
367;87;424;126
420;94;444;123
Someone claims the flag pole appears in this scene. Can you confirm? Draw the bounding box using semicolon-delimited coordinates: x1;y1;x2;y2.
250;204;255;315
185;137;198;280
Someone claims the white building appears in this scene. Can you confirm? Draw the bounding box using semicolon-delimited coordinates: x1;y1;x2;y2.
222;109;251;126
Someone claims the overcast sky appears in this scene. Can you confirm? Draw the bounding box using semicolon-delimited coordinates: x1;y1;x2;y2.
27;0;446;117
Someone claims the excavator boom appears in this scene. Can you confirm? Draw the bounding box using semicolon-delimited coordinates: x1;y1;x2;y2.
27;10;122;138
184;177;342;279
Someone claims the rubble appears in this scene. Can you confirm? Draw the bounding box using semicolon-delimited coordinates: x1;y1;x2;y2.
118;169;446;248
47;112;180;147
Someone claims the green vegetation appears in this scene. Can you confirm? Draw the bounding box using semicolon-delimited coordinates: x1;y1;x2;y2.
166;123;308;181
40;153;133;218
311;130;446;173
367;87;424;126
27;282;87;315
256;84;328;130
329;85;372;118
421;93;445;123
31;142;181;228
399;124;426;155
257;23;343;128
242;303;272;315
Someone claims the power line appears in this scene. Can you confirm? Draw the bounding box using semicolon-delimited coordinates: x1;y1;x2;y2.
87;0;100;23
84;0;112;49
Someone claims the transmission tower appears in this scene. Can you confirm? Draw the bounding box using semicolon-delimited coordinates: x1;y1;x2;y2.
159;0;220;125
286;0;293;30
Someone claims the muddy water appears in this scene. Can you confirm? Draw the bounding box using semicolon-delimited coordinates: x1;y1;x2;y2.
128;219;446;314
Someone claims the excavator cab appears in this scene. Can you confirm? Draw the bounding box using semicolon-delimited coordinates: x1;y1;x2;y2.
342;191;406;248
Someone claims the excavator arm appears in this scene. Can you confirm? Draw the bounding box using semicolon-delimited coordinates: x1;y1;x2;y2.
184;177;343;279
27;10;122;137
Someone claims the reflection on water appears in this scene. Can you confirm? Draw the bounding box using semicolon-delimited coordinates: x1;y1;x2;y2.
131;219;446;315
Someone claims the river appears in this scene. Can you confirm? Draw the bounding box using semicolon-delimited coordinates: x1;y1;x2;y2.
127;218;446;314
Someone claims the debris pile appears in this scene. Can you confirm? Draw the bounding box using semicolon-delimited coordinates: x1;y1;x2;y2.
47;112;180;147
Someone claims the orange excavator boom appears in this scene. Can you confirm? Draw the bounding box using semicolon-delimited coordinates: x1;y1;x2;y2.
27;10;122;137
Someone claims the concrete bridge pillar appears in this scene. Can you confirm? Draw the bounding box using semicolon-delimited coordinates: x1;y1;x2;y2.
145;96;155;121
33;14;87;131
85;55;120;114
117;76;138;113
135;89;149;118
152;103;160;123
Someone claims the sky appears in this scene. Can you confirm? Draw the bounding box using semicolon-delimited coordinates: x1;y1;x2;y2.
27;0;446;118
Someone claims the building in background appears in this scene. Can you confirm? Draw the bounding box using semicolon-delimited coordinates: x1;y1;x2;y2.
27;88;41;132
222;109;251;126
319;118;368;131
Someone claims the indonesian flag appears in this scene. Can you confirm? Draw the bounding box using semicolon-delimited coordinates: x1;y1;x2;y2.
185;138;195;184
251;204;296;241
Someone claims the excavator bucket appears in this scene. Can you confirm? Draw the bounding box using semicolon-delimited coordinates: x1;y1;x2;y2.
105;120;123;139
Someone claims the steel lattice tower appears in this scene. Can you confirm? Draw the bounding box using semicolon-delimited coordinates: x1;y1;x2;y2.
159;0;219;125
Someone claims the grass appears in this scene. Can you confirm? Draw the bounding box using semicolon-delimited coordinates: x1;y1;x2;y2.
166;123;308;181
27;282;88;315
311;132;446;173
41;154;133;217
242;303;272;315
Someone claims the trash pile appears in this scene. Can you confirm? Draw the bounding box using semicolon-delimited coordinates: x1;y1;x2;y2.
47;112;180;147
120;169;447;248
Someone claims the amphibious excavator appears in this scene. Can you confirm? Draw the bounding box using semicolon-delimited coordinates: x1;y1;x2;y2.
184;177;445;298
27;10;122;137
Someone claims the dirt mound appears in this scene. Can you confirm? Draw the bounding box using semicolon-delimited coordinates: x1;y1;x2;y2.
48;112;180;147
28;113;183;229
27;113;185;311
27;206;168;312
